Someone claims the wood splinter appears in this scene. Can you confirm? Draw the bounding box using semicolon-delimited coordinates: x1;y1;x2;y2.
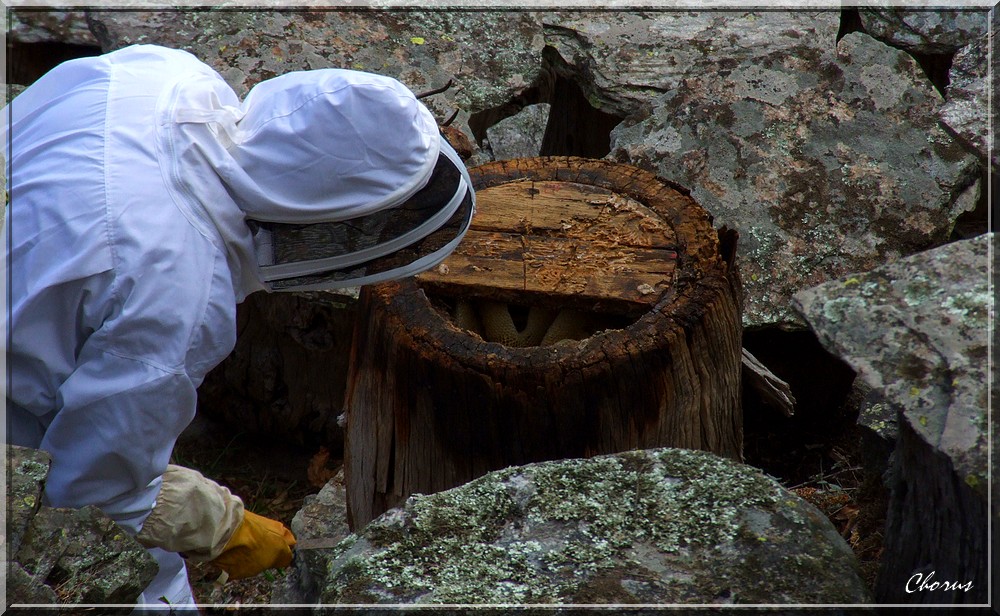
741;348;796;417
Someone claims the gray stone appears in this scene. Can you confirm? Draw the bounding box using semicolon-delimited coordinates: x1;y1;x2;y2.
993;272;1000;602
858;8;989;55
7;445;51;556
6;561;59;605
8;9;98;45
485;103;551;160
289;471;350;542
610;31;980;328
273;471;351;604
542;10;842;118
792;233;991;603
792;234;990;496
848;379;898;483
993;11;999;170
6;445;157;606
310;448;870;605
851;379;898;444
940;31;993;168
16;505;159;604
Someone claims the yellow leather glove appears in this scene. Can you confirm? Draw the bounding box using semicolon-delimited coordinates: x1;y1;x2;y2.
208;510;297;580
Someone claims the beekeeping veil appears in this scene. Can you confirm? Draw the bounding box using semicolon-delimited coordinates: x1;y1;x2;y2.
168;67;474;293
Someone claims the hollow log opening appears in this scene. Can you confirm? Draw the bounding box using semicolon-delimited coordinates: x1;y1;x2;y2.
425;294;636;349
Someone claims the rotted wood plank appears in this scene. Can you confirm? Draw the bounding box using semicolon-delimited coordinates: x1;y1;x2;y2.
469;180;679;249
417;178;680;312
421;230;677;314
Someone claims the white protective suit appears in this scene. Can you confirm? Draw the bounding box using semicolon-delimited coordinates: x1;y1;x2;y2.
4;44;464;607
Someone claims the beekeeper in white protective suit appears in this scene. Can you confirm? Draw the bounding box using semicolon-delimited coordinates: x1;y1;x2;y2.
3;44;474;608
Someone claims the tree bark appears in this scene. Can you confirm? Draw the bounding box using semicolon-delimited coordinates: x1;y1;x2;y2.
344;157;743;529
876;419;988;603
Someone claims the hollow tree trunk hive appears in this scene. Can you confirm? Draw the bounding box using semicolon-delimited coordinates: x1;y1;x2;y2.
344;156;743;529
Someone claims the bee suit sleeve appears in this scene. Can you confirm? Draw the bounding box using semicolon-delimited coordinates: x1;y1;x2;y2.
136;464;296;579
136;465;245;561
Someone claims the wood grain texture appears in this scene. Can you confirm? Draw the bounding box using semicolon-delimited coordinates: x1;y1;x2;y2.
417;177;679;316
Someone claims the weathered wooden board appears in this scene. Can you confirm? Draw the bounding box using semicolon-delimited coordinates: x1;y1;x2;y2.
417;179;679;314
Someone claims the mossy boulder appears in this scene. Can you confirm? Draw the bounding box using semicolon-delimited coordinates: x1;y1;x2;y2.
793;233;991;603
312;448;870;604
6;445;158;606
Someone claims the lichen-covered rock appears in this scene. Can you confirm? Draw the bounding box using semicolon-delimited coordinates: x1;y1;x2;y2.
16;505;159;604
610;31;980;328
313;448;870;605
9;9;98;45
542;10;841;118
792;233;991;603
85;9;546;147
792;234;990;497
852;381;898;480
7;445;51;556
6;445;157;606
484;103;551;160
858;8;989;55
7;561;59;604
940;31;994;168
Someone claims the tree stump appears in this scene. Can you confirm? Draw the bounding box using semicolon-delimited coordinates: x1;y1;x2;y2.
344;157;743;529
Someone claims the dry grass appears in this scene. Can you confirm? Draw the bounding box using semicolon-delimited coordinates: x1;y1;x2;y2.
787;443;888;590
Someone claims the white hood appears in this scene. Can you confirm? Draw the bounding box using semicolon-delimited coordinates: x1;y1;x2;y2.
227;69;441;223
158;66;450;298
